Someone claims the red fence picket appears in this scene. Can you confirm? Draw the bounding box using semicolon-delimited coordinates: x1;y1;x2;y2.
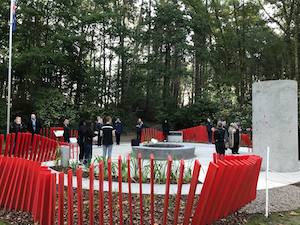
162;155;172;225
58;172;64;225
127;155;134;225
99;161;104;225
173;160;185;225
76;168;83;225
108;159;113;225
138;153;144;225
118;156;124;225
183;160;201;225
89;165;95;225
150;154;155;225
67;170;74;225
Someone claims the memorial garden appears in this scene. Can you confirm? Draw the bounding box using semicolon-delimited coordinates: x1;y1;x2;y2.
1;0;300;224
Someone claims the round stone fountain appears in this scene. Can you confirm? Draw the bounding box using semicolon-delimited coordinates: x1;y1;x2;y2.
132;142;195;160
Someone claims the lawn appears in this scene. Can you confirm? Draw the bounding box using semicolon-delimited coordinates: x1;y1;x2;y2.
0;221;7;225
247;209;300;225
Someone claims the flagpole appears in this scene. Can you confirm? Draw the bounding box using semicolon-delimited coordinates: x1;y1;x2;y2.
7;0;14;134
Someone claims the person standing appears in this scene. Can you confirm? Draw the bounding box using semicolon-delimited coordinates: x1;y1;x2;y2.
82;121;95;165
162;119;170;141
95;116;103;146
214;121;226;155
228;123;240;154
11;116;25;134
114;118;123;145
136;118;144;143
27;113;41;135
206;118;213;144
102;116;115;160
78;120;87;163
233;122;241;154
63;119;71;143
222;120;229;149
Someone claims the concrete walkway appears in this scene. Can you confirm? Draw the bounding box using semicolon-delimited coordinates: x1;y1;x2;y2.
44;142;300;194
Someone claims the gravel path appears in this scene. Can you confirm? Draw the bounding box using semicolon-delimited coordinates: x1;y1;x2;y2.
241;183;300;214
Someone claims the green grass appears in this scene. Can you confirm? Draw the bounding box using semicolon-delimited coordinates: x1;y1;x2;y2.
0;221;7;225
246;209;300;225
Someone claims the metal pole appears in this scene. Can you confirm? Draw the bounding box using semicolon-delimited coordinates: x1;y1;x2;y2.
265;146;270;218
6;0;14;134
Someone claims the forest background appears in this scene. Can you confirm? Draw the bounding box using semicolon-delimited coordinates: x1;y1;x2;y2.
0;0;299;131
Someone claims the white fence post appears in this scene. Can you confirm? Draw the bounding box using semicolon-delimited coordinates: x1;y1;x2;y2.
265;146;270;218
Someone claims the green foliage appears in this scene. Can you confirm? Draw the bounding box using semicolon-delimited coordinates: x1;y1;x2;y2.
70;160;79;172
0;0;298;129
33;89;77;127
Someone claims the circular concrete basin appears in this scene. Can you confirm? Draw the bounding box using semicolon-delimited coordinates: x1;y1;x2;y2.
132;142;195;160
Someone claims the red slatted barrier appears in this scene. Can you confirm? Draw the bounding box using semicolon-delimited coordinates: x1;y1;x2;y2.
0;152;261;225
141;128;164;142
2;134;58;162
0;156;56;225
0;134;4;155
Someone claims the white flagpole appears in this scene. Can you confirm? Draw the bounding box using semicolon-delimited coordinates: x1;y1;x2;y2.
7;0;14;134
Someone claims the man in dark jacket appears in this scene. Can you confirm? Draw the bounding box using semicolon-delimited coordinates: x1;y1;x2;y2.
214;121;225;155
27;113;41;135
78;120;86;163
82;121;96;165
114;118;123;145
136;118;144;142
102;116;115;159
162;119;170;141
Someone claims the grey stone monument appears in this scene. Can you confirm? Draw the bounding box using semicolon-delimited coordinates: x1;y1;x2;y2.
253;80;298;172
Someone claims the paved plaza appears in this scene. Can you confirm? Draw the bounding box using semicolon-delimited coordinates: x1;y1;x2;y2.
46;142;300;194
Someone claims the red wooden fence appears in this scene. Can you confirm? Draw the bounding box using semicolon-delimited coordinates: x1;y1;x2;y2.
141;126;252;147
141;128;165;142
0;153;261;225
0;156;56;225
1;133;58;162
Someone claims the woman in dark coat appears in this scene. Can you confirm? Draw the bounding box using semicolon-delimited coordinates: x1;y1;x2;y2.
78;120;87;163
162;119;170;141
214;121;226;155
114;118;123;145
63;119;70;143
82;121;95;165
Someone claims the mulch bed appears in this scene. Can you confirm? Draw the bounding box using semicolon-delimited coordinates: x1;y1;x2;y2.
0;210;34;225
0;189;251;225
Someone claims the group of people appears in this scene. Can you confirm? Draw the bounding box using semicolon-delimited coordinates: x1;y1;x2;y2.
11;113;41;135
206;119;241;155
62;116;123;165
